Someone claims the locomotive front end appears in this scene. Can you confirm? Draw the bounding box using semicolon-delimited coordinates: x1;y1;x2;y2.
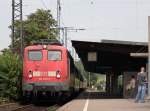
22;45;69;99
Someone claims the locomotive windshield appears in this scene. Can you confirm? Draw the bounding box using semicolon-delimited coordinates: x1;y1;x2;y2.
48;51;61;61
28;50;42;61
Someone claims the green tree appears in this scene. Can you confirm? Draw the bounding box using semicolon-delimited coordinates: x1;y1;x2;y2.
0;50;22;100
10;9;58;52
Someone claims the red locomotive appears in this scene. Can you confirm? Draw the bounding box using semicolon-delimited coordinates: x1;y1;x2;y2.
22;40;86;101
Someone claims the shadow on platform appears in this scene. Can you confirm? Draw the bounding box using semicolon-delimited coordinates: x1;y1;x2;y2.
76;91;123;99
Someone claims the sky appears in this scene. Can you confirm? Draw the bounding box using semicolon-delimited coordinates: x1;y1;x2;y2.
1;0;150;50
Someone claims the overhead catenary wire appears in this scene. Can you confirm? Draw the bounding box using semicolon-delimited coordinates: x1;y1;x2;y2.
40;0;48;10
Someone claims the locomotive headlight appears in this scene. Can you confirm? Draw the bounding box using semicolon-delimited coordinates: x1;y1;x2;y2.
28;74;33;79
56;74;61;79
43;45;47;49
28;70;33;79
56;70;61;79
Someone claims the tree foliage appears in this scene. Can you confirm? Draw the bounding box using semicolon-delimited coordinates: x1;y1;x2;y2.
10;9;58;52
0;50;22;100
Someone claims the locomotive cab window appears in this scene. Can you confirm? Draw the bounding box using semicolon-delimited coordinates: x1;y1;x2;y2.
28;50;42;61
48;51;61;61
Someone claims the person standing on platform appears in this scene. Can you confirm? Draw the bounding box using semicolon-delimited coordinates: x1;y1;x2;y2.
135;67;147;103
129;75;136;98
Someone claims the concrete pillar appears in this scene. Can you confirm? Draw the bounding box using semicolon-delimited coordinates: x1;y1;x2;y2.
111;73;115;96
113;74;119;96
106;74;111;96
148;16;150;97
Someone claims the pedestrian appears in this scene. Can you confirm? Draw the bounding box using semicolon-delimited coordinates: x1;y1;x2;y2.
126;75;136;98
129;75;136;98
135;67;147;103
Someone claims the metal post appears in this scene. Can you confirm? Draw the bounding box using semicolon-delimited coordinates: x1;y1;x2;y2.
64;28;67;48
12;0;23;58
57;0;61;40
12;0;15;48
148;16;150;97
89;72;91;87
20;0;23;59
62;27;85;48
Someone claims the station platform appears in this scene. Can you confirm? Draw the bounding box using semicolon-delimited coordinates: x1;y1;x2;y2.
57;91;150;111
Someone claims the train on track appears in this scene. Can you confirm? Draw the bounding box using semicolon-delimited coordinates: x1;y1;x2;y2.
22;40;86;101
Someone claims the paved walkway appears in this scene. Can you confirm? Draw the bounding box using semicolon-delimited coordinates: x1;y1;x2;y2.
57;99;150;111
57;91;150;111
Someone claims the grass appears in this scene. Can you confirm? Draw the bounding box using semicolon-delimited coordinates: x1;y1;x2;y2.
0;97;10;105
47;105;59;111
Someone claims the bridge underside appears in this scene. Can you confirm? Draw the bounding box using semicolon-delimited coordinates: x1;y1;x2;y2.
72;40;148;98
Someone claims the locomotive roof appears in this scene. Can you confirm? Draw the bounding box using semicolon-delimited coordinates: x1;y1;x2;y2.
32;39;62;45
25;44;67;50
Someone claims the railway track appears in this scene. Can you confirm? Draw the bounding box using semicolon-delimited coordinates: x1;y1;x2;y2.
0;103;59;111
12;104;48;111
0;103;20;111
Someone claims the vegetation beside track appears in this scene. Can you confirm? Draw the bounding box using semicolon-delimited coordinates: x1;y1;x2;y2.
0;50;22;103
47;105;59;111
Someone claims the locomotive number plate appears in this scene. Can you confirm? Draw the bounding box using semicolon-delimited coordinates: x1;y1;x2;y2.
48;71;56;77
33;71;41;77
